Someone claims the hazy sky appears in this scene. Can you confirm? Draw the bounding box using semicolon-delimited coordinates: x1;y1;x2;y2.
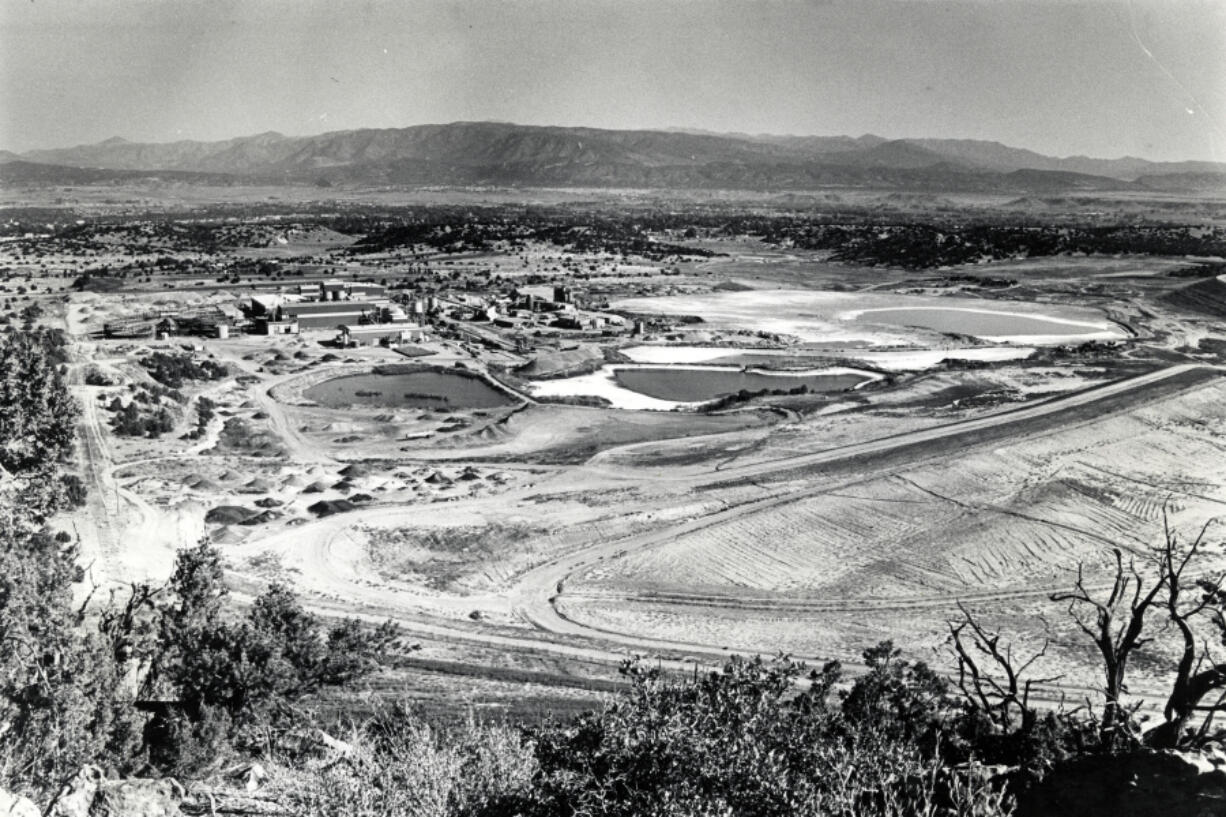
2;0;1224;161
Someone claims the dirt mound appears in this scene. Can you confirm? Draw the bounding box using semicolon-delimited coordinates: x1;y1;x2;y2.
425;471;453;485
185;478;223;492
475;423;514;442
302;480;331;494
239;477;275;494
338;463;371;478
281;474;308;488
239;509;282;526
254;497;283;508
349;493;374;503
210;526;244;544
204;505;254;525
307;499;356;517
218;469;244;482
517;346;604;379
331;480;355;493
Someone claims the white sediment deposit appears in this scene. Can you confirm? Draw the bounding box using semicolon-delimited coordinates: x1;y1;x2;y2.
616;289;1127;345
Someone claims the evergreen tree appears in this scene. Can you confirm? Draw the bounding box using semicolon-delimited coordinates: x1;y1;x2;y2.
0;331;138;796
0;331;77;473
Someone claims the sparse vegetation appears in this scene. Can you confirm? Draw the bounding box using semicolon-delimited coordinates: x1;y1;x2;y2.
83;366;114;386
762;221;1226;270
185;395;216;440
6;163;1226;816
365;522;548;590
131;542;399;774
210;416;288;457
109;392;177;437
140;351;227;389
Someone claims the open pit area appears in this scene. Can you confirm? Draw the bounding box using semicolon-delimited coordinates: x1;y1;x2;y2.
3;187;1223;719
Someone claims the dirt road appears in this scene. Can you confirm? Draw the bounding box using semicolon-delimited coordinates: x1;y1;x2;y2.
65;304;204;595
69;349;187;594
245;362;1222;682
509;364;1220;639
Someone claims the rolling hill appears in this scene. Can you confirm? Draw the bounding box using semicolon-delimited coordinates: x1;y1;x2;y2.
5;122;1224;193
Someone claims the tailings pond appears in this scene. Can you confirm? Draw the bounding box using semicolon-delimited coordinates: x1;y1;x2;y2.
305;371;514;409
614;290;1127;345
531;364;879;410
613;366;872;402
854;307;1121;341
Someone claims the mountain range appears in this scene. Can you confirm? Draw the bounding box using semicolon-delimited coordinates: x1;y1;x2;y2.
4;121;1224;193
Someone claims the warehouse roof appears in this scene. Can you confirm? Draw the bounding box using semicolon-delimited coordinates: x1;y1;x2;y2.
339;321;423;334
280;301;375;316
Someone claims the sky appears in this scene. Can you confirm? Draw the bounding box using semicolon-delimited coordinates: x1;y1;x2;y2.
1;0;1224;162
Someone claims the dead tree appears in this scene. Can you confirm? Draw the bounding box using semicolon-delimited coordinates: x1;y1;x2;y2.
1046;512;1226;748
1147;516;1226;748
948;601;1059;735
97;581;162;679
1049;547;1163;745
951;513;1226;750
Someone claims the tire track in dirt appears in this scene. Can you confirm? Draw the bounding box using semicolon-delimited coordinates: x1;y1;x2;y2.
239;363;1221;705
510;364;1222;647
70;353;180;592
556;583;1117;615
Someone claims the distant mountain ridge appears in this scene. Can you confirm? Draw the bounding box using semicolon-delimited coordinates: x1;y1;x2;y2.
0;160;243;186
6;121;1225;193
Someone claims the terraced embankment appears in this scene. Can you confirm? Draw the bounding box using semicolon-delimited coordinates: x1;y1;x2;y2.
509;364;1226;681
1165;275;1226;318
132;353;1213;718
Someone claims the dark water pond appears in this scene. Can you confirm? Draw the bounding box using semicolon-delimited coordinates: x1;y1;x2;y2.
858;307;1103;337
613;367;870;402
305;371;513;409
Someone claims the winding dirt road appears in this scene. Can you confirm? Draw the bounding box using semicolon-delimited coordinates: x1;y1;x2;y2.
246;362;1221;678
512;364;1217;630
68;310;1212;709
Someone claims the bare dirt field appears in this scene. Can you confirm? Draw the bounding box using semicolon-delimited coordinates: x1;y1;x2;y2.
566;372;1226;608
23;194;1223;718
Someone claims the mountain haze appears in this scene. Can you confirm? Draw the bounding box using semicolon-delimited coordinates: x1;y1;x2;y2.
8;122;1225;193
